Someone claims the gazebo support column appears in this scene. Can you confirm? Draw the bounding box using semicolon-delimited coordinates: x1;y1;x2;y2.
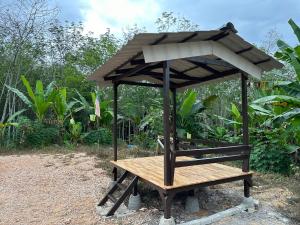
113;82;118;181
159;191;175;222
172;88;177;151
241;73;251;197
163;60;172;186
170;88;177;184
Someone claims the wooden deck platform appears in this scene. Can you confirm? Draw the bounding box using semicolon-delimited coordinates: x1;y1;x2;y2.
111;156;252;191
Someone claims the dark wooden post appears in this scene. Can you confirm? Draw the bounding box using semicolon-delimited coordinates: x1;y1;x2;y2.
163;61;171;186
113;82;118;181
172;88;177;151
241;73;250;197
133;183;138;196
169;88;177;184
159;191;174;219
241;73;249;171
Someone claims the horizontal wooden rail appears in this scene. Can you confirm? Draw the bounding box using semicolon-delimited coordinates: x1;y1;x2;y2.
175;145;250;157
178;138;234;147
175;154;249;168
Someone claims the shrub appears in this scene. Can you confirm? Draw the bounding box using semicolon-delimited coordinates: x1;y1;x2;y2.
16;116;60;147
83;128;112;145
250;128;293;175
132;132;156;149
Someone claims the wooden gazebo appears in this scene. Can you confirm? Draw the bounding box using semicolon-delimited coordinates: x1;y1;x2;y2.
89;23;282;221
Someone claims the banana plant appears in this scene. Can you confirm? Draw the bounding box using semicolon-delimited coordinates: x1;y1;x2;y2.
73;90;113;127
52;87;76;123
176;90;217;138
254;19;300;126
0;109;26;145
6;76;56;122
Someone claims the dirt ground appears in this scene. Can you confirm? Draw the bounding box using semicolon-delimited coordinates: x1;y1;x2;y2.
0;152;299;225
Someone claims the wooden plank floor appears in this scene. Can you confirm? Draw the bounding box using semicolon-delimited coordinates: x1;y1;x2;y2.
111;156;252;190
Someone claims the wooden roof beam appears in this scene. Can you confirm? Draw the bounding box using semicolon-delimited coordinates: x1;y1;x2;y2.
178;32;198;43
254;58;271;65
114;63;162;75
169;67;202;81
205;30;230;41
236;47;253;54
148;75;177;87
186;59;220;74
104;34;168;79
185;57;234;68
105;63;163;81
111;63;153;82
118;80;163;88
176;68;240;88
181;65;199;73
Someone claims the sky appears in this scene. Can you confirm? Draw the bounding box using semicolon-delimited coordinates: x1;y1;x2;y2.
52;0;300;46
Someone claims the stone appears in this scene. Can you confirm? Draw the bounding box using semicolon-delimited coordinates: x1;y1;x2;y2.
159;216;176;225
185;195;200;213
96;203;131;218
108;180;117;189
242;196;255;209
128;193;142;210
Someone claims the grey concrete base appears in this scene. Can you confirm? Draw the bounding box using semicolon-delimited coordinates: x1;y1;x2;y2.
96;203;135;218
180;197;259;225
159;216;176;225
128;193;141;210
185;196;200;213
108;180;117;189
242;196;260;212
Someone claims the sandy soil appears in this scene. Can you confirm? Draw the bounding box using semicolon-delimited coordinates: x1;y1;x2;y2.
0;153;297;225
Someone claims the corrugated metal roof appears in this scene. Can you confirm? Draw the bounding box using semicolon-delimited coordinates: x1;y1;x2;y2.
89;28;283;88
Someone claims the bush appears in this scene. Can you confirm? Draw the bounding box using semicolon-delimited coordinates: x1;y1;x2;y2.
16;116;60;147
132;132;156;149
82;128;112;145
250;128;293;175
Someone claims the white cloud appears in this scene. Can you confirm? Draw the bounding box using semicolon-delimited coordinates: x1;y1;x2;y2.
80;0;161;36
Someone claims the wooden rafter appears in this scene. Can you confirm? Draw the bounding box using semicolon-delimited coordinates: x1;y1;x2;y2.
104;34;168;79
186;59;220;74
176;68;240;88
187;57;234;68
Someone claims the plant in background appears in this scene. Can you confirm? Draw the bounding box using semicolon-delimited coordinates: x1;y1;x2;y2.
15;116;60;147
139;107;163;137
73;90;113;129
68;118;82;144
254;19;300;146
0;109;26;146
250;127;293;175
177;90;217;138
6;76;56;122
52;87;76;124
82;128;112;145
254;19;300;168
243;19;300;174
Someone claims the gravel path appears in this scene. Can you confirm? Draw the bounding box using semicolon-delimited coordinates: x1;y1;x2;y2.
0;153;296;225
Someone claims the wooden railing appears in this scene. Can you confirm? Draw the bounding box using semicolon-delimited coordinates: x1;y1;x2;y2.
174;144;250;167
172;139;250;179
158;137;251;185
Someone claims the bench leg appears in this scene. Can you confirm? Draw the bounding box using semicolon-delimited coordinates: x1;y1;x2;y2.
133;182;138;196
113;167;117;181
244;177;252;198
159;191;175;219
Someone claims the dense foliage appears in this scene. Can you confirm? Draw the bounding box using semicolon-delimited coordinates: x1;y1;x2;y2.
0;0;299;175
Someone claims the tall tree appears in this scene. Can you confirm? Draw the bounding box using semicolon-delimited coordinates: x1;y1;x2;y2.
0;0;56;141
